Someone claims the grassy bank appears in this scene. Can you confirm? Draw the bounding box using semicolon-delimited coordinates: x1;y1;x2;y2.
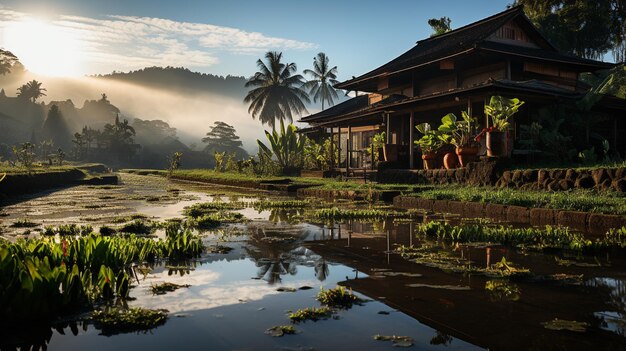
120;169;625;215
409;185;626;215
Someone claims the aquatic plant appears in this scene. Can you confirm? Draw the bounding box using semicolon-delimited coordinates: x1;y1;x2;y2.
163;223;204;260
253;200;309;210
485;280;521;302
0;224;204;322
43;224;93;236
373;335;414;348
118;220;154;235
265;325;297;337
150;282;191;295
541;318;589;332
10;218;38;228
92;307;168;335
414;221;626;252
315;207;401;221
183;202;246;217
288;307;334;322
316;286;364;308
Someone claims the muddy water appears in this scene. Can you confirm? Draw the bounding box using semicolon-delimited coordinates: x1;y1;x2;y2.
1;174;625;350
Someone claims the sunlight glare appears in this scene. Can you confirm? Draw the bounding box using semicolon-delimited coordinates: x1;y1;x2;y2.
1;17;86;77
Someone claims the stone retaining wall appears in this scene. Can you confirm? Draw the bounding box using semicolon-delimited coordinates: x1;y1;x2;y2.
393;195;626;235
0;169;86;197
297;188;400;202
378;159;625;193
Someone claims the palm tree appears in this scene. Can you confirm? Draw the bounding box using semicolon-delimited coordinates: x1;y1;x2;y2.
16;80;47;103
244;51;310;129
303;53;340;110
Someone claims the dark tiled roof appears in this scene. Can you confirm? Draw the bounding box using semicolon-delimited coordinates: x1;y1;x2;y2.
336;6;525;90
309;79;583;126
299;95;369;122
478;41;614;69
336;6;611;91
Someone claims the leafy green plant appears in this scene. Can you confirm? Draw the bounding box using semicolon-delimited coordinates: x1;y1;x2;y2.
92;307;168;335
288;307;334;322
316;286;364;308
415;123;445;153
437;111;478;148
167;152;182;177
257;120;305;173
214;151;225;172
150;282;190;295
484;95;525;131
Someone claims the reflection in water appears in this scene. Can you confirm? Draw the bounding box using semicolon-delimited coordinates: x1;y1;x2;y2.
588;277;626;336
245;223;327;284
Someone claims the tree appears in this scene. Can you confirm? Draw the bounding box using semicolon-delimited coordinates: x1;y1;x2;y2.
202;121;248;159
0;49;18;75
515;0;626;60
428;17;452;37
303;53;341;110
101;114;139;161
244;51;310;129
42;105;72;151
16;80;47;103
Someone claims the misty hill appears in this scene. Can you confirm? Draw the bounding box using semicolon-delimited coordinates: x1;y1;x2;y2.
94;67;248;99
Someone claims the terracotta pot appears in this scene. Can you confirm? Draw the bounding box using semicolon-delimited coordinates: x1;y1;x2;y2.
422;152;440;170
455;146;479;167
486;131;507;157
443;152;459;169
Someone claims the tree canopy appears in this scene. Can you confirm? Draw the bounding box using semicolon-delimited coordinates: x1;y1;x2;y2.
303;53;341;110
428;17;452;37
514;0;626;61
202;121;248;159
244;51;310;129
16;80;47;103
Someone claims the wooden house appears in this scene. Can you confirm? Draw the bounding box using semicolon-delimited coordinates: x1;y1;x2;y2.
299;6;624;171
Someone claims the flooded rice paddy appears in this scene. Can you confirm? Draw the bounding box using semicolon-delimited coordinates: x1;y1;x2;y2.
1;173;625;350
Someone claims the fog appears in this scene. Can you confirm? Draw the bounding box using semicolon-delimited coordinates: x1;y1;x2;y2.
0;71;312;154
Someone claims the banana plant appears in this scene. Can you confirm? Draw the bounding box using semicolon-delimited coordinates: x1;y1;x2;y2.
484;96;525;131
257;119;305;172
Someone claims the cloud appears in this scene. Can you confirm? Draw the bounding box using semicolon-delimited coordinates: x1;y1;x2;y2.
0;7;317;74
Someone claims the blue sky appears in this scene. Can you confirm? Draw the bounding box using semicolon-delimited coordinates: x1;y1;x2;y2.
0;0;516;79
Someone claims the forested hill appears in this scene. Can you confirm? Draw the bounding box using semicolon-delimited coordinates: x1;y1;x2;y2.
93;67;248;99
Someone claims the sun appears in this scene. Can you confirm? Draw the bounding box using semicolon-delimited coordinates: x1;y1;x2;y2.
1;17;86;77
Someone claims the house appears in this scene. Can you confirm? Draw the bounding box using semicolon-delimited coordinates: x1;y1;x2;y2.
299;6;625;171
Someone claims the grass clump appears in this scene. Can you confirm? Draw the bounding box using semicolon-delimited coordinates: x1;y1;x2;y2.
288;307;334;323
92;307;167;335
265;325;297;337
44;224;93;236
316;286;364;308
315;207;399;221
183;202;246;217
254;200;309;210
119;220;153;235
150;282;191;295
10;219;39;228
415;220;626;252
414;186;626;215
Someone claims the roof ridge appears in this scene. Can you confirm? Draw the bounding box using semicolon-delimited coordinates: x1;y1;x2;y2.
416;5;523;45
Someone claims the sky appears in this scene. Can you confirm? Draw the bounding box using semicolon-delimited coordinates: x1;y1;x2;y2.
0;0;515;80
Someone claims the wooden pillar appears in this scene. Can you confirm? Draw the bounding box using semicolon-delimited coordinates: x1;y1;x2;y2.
386;113;391;143
329;127;335;171
409;111;415;169
347;125;352;171
337;127;342;168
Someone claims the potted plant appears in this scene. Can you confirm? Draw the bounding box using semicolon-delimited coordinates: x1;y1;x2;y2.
437;111;480;167
482;95;525;157
415;123;444;169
